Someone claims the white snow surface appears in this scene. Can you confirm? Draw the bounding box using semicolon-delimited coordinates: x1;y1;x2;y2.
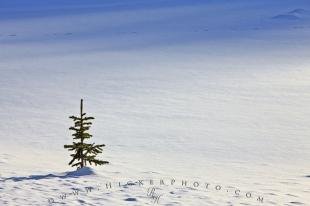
0;0;310;205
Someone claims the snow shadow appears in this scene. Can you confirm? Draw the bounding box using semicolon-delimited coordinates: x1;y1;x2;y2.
1;167;95;182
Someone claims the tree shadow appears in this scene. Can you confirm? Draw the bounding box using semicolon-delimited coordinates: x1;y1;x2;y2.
1;167;95;182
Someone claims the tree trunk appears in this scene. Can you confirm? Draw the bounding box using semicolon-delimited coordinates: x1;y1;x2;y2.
80;99;84;169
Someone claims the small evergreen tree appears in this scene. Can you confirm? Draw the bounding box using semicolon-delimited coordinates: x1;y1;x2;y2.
64;99;109;170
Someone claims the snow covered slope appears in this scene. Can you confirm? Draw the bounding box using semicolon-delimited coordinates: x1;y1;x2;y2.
0;0;310;205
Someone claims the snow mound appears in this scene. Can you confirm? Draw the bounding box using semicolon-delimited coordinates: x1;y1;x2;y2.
65;167;96;177
272;9;310;20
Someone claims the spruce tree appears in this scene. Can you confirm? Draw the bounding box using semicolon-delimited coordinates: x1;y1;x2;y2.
64;99;109;170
